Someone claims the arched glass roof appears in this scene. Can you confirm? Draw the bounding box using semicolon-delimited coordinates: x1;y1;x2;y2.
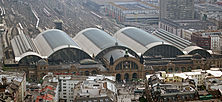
184;46;211;58
120;27;164;46
41;29;78;49
74;28;138;58
114;27;184;57
184;46;203;54
81;28;122;49
34;29;81;57
115;27;171;54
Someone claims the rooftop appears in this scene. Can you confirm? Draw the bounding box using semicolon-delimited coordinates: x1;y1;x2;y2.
115;27;167;54
34;29;80;57
113;1;156;10
74;28;125;56
89;0;135;6
0;71;25;84
195;3;222;12
160;18;217;30
153;29;191;49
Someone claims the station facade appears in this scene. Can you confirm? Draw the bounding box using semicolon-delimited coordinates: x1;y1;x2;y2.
5;27;222;81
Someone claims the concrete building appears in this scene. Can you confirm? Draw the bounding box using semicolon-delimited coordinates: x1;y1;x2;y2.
160;0;195;20
142;0;159;7
73;75;117;102
195;3;222;29
40;74;117;102
147;68;222;87
105;1;159;23
159;18;217;38
146;68;222;101
195;3;222;20
191;30;222;51
83;0;135;13
205;68;222;91
146;73;198;101
191;33;211;50
0;71;26;102
183;29;200;41
58;75;81;102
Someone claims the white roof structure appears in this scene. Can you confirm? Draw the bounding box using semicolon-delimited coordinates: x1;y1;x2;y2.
73;28;139;62
114;27;184;57
11;29;91;63
183;46;211;58
206;70;222;77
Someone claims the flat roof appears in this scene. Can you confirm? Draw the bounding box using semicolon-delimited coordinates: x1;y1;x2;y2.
114;1;155;10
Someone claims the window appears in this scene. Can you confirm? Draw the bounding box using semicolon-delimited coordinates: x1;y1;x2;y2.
93;84;99;86
115;61;138;70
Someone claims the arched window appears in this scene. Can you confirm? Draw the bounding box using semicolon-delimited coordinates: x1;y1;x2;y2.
91;70;97;75
85;71;89;76
181;67;186;72
115;61;138;70
116;74;121;81
124;73;129;81
188;66;192;71
196;66;201;69
132;73;137;79
19;55;42;66
168;67;173;73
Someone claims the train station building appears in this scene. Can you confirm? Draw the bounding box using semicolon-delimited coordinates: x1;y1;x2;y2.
5;27;222;81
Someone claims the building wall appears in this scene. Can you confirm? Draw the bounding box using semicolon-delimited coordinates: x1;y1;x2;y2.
160;0;194;20
54;83;59;102
191;31;222;50
106;80;117;93
210;35;220;51
59;77;78;102
164;76;185;83
105;2;159;23
36;64;100;81
159;20;183;37
108;57;147;81
20;73;26;102
5;56;222;83
191;34;211;49
182;29;195;41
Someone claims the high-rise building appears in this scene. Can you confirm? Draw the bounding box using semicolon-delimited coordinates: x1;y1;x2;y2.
160;0;195;20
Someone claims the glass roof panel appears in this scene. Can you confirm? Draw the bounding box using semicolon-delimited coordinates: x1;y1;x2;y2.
122;27;163;46
42;29;78;49
83;29;123;50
